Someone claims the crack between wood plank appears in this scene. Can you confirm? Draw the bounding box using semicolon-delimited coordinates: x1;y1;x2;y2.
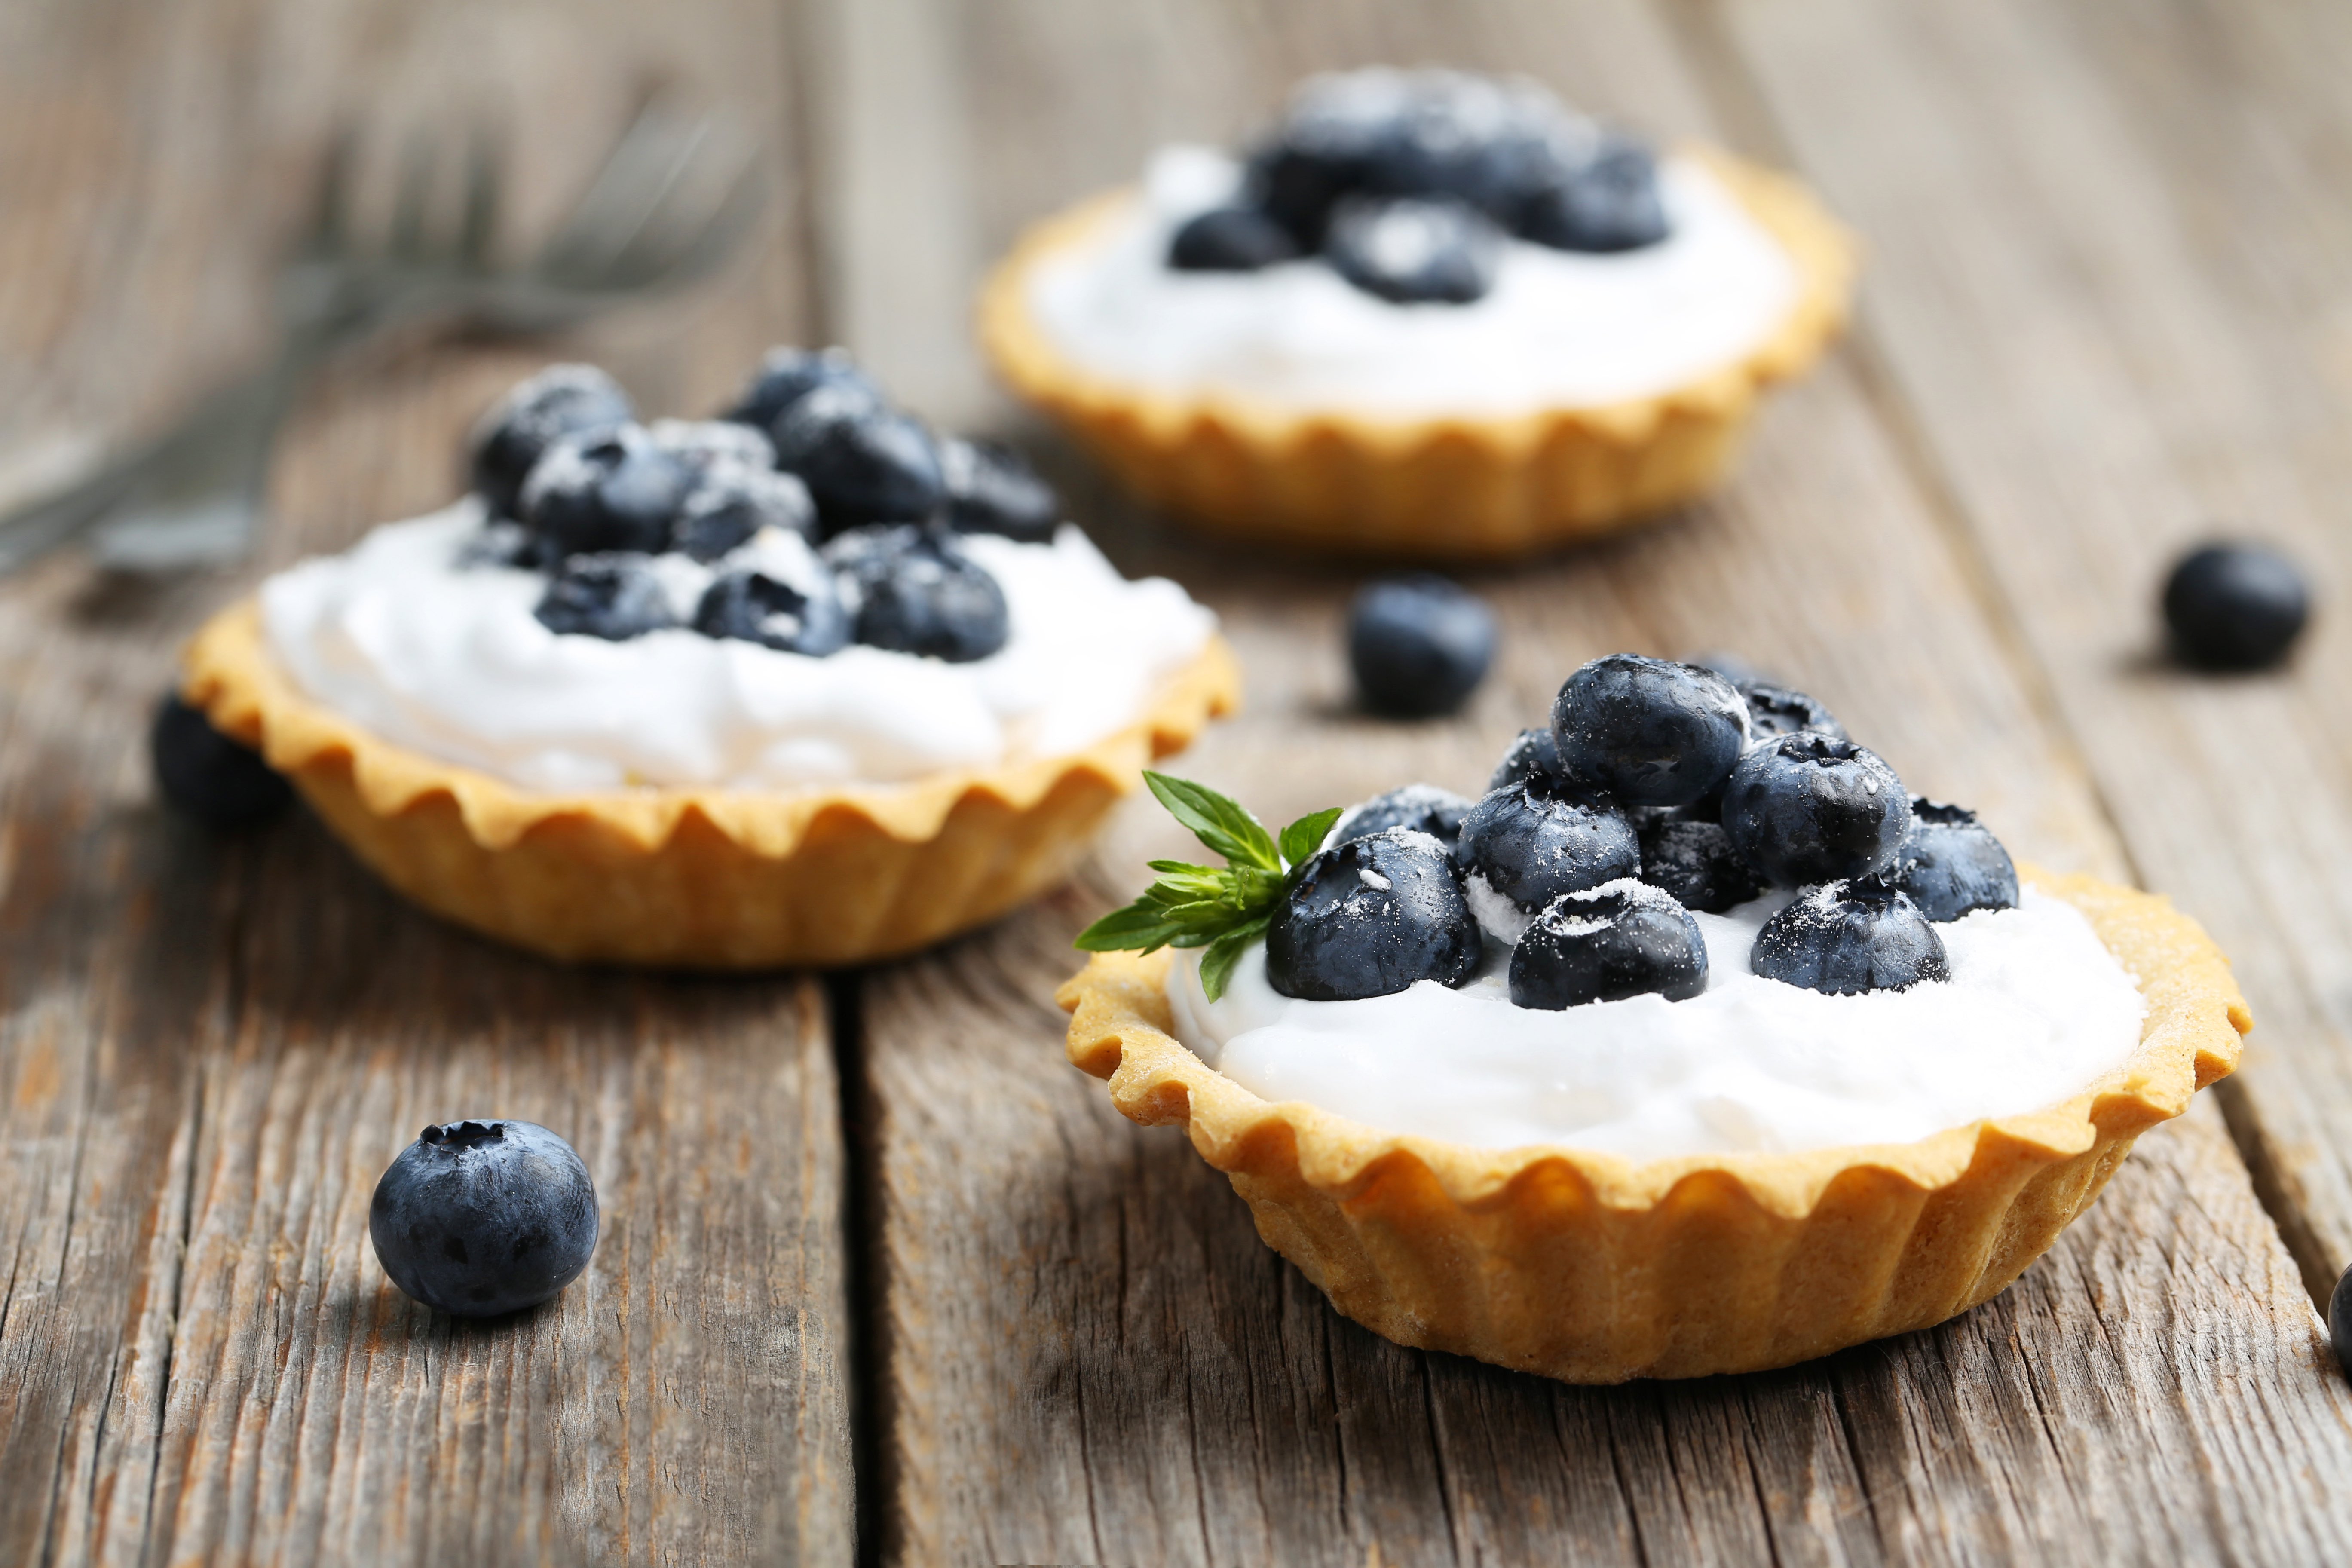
825;968;886;1568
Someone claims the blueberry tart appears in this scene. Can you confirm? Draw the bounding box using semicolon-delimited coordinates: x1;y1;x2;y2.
981;70;1856;559
178;354;1238;967
1058;657;2246;1381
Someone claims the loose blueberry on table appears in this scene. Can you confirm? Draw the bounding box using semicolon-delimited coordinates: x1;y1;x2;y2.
2160;539;2310;671
1348;575;1497;718
1080;653;2018;1007
370;1119;599;1318
458;349;1063;666
151;692;294;830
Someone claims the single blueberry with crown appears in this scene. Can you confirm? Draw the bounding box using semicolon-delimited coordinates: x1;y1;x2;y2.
694;568;853;657
1267;828;1481;1001
1509;879;1709;1009
1329;784;1474;850
671;466;818;561
724;346;880;434
1737;680;1846;744
1349;575;1497;718
1750;879;1950;995
1453;780;1641;916
370;1119;599;1318
1551;654;1748;810
534;553;677;641
938;437;1060;544
1169;205;1304;272
151;693;293;830
1323;196;1503;305
771;385;945;532
824;524;1009;663
1893;799;2018;922
1638;812;1763;915
2161;540;2310;671
470;364;634;521
521;425;695;561
1489;726;1565;793
1721;732;1909;887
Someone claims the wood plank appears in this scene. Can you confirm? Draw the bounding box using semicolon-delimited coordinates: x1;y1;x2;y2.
834;0;2352;1559
0;0;855;1561
1717;0;2352;1302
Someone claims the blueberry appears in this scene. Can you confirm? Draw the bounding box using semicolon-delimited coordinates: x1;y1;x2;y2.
1329;784;1474;849
824;524;1009;663
723;346;879;433
1893;799;2018;922
771;385;945;531
1265;828;1481;1001
1453;781;1641;912
469;364;634;521
1168;205;1304;271
1519;137;1669;254
1721;733;1910;886
693;568;852;657
1550;654;1748;809
649;416;777;476
671;467;818;562
2162;541;2310;670
368;1119;598;1318
1750;880;1950;995
1738;680;1847;743
151;693;293;829
938;437;1059;543
1489;726;1565;793
521;425;695;561
1638;813;1763;915
1323;196;1502;305
1247;71;1422;245
534;552;677;640
1349;575;1498;717
2330;1265;2352;1380
1509;879;1708;1009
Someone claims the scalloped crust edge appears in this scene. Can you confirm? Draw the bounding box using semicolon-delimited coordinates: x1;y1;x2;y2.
1058;867;2248;1381
980;147;1859;560
184;600;1240;967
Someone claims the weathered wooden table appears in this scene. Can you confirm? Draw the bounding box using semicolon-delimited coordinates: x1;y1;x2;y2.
10;0;2352;1562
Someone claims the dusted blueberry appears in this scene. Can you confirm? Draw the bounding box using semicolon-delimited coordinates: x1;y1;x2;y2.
521;425;694;561
938;437;1059;543
824;524;1009;662
671;467;818;561
1453;780;1640;911
1721;733;1910;887
649;416;777;475
469;364;634;520
1509;879;1709;1009
723;345;879;433
2162;541;2310;671
369;1120;598;1318
1893;799;2018;923
1489;726;1565;793
1329;784;1474;849
1265;828;1481;1001
693;568;852;656
1169;205;1303;271
151;693;293;830
1247;70;1421;245
1550;654;1748;809
1638;813;1763;915
772;386;945;531
1349;575;1498;717
1519;138;1669;253
1750;880;1949;995
1323;196;1502;305
534;553;676;641
1739;680;1846;743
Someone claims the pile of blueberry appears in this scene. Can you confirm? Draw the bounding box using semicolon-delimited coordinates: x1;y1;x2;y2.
466;349;1061;662
1266;654;2018;1007
1168;69;1671;306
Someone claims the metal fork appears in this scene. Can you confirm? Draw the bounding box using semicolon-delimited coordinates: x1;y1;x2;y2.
0;98;763;576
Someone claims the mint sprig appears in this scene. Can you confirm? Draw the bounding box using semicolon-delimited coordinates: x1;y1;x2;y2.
1076;772;1341;1001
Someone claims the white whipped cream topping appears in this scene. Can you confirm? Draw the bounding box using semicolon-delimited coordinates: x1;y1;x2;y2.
1167;888;2147;1161
1024;146;1803;418
260;502;1216;792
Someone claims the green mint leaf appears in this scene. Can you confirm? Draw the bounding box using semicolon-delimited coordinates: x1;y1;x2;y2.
1277;807;1344;869
1074;902;1193;953
1145;859;1221;876
1144;772;1280;871
1197;914;1272;1002
1227;864;1288;914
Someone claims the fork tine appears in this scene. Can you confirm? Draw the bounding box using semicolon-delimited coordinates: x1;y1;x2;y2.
457;125;501;266
389;129;436;260
306;124;360;256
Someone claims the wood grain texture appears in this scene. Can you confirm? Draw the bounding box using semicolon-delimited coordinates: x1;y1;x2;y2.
1717;0;2352;1303
0;0;853;1562
837;2;2352;1562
